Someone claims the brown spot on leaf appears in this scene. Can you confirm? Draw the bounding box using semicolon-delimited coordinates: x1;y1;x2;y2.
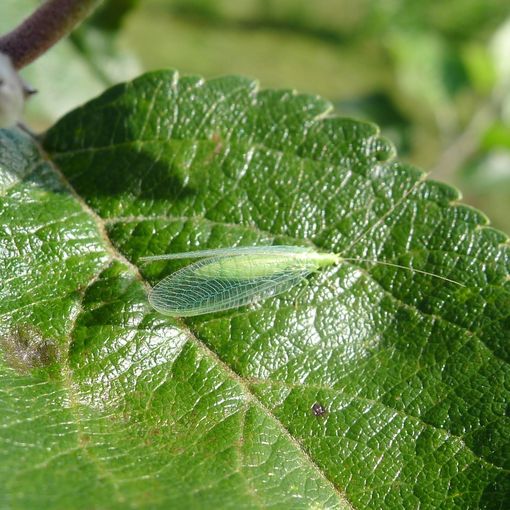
205;132;224;163
211;132;223;149
79;434;91;446
0;324;58;373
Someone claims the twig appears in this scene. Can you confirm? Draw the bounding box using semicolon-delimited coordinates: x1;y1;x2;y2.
0;0;102;69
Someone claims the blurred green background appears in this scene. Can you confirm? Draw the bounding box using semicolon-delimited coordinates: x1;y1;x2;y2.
4;0;510;233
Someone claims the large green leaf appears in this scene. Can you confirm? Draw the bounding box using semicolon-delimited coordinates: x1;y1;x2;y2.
1;71;508;509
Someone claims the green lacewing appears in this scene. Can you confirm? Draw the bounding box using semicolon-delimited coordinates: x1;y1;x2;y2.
140;245;463;317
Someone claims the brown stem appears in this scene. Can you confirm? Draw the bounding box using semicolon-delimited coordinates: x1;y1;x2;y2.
0;0;102;69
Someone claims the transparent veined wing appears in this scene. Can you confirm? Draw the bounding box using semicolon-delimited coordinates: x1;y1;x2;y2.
148;254;312;317
139;245;313;262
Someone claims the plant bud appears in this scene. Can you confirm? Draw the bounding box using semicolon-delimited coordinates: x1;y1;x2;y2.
0;53;26;128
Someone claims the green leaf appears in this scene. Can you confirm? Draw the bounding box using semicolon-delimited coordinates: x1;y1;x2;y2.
1;71;509;509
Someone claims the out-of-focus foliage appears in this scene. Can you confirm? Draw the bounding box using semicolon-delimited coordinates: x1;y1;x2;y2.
69;0;141;87
459;19;510;232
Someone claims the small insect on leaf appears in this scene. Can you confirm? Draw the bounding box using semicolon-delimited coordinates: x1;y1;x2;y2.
311;402;328;417
140;245;464;317
140;246;340;317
